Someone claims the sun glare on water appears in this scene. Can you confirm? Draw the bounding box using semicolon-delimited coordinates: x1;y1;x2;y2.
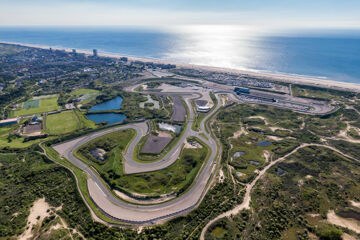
164;25;266;71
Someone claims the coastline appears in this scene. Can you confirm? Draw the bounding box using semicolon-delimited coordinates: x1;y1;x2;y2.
1;40;360;92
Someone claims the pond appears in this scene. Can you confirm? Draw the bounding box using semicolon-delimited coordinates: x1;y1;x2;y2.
89;96;123;111
276;168;287;176
255;140;272;147
249;128;264;134
86;113;126;125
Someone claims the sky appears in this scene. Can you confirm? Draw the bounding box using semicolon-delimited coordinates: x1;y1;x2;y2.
0;0;360;29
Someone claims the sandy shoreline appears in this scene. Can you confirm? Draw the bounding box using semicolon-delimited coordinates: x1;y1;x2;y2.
1;40;360;92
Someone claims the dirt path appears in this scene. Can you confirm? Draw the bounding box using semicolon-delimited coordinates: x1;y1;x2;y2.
327;210;360;234
200;143;359;240
328;123;360;144
333;117;360;143
231;127;247;139
345;105;360;116
248;116;268;125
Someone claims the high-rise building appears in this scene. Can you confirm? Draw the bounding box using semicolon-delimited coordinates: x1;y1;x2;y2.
72;49;76;54
93;49;98;57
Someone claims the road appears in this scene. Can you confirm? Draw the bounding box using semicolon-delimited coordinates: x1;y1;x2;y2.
52;91;222;224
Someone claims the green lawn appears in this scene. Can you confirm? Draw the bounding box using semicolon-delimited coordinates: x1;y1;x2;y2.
119;140;209;196
46;111;80;135
71;89;100;104
75;129;136;187
12;97;60;117
192;112;206;131
0;125;49;148
22;99;39;109
33;94;59;100
71;89;99;96
74;110;97;129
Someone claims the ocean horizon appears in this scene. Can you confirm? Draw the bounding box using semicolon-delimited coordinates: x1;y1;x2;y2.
0;26;360;84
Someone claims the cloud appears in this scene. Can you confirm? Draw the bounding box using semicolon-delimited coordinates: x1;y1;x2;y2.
0;1;359;28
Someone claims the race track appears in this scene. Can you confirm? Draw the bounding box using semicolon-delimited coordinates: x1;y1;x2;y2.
53;91;222;224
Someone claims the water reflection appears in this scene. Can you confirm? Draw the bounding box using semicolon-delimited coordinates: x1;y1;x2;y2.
164;25;265;71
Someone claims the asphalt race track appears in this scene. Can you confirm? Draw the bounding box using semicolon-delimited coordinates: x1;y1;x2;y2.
53;91;221;224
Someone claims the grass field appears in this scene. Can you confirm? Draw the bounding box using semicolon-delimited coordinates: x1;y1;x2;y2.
12;96;60;117
72;89;99;96
33;94;59;100
75;129;136;186
119;139;209;196
75;128;209;196
23;99;39;109
74;110;97;129
71;89;100;104
0;125;49;148
45;111;80;135
192;112;206;131
76;131;209;196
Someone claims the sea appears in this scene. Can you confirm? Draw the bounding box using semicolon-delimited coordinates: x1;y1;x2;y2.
0;26;359;83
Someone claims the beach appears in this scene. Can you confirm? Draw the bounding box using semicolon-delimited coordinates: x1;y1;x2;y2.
2;40;360;92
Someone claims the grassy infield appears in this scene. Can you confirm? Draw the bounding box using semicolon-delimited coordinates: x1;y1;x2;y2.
134;97;190;163
43;127;212;225
75;129;209;196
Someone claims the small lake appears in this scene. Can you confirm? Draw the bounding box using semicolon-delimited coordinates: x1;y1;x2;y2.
89;96;123;111
86;113;126;125
255;140;272;147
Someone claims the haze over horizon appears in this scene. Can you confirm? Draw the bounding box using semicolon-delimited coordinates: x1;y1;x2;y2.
1;0;360;29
